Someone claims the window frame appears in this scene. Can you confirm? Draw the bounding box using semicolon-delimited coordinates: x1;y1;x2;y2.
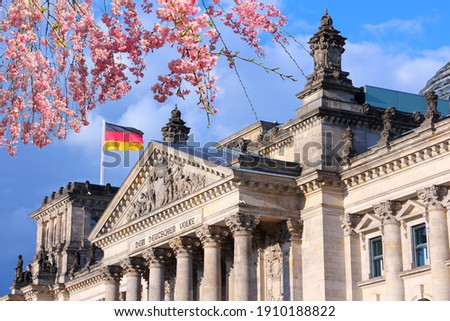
412;223;428;268
369;236;383;278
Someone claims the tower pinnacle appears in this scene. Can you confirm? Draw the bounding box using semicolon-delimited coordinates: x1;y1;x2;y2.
161;105;190;145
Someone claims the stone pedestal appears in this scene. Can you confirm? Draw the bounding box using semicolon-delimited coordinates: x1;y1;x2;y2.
225;213;260;301
169;237;200;301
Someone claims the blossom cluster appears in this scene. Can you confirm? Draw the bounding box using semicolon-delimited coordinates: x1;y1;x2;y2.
0;0;287;155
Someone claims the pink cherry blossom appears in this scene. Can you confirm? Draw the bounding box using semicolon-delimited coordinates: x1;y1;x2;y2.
0;0;288;155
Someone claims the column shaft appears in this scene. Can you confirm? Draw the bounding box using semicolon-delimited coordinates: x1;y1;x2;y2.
102;266;122;301
429;206;450;300
126;271;142;301
169;237;200;301
383;222;404;300
105;280;120;301
233;232;252;301
121;258;145;301
148;263;165;301
202;245;221;300
175;255;193;301
225;213;259;301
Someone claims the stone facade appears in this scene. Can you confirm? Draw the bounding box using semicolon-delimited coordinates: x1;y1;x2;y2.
2;12;450;301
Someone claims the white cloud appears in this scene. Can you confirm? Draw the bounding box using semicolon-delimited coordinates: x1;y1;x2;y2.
345;42;450;94
65;111;104;156
118;96;172;143
363;19;423;34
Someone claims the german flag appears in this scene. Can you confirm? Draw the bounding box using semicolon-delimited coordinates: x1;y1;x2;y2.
103;122;144;151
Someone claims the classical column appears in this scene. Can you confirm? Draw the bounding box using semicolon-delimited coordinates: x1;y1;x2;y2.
121;257;146;301
196;225;229;301
143;248;173;301
225;213;260;301
374;201;404;301
418;185;450;300
340;213;362;301
101;265;123;301
278;219;303;300
169;236;200;301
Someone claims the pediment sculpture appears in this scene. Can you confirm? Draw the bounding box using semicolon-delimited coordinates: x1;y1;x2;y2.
127;154;207;221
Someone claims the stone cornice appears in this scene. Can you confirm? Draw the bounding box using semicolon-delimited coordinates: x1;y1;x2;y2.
65;270;103;293
30;197;70;222
258;135;294;157
341;120;450;188
233;171;300;194
297;170;343;194
93;178;238;248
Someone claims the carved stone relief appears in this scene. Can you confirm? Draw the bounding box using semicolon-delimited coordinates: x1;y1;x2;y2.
264;243;284;301
128;154;207;222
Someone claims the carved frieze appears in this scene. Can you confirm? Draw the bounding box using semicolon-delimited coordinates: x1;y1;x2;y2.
128;154;207;222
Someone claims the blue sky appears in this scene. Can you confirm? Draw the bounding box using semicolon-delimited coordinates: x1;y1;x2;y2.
1;0;450;295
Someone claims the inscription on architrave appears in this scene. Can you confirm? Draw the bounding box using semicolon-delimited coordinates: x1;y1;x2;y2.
129;214;202;252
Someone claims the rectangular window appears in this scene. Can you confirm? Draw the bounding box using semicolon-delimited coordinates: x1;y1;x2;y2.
370;236;383;278
413;224;428;267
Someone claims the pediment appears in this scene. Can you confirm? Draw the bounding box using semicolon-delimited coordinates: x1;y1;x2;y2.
396;200;426;221
90;142;233;239
354;213;381;234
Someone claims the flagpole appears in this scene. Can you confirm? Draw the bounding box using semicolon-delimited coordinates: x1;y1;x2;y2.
100;119;105;186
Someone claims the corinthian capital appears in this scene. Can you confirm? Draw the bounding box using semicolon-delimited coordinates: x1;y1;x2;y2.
142;248;173;266
340;213;361;236
168;236;201;258
101;265;122;282
418;185;448;209
225;213;260;236
279;219;303;242
374;200;402;224
120;257;146;275
196;225;229;247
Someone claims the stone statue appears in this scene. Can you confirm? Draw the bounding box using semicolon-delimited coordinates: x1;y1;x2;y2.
69;250;81;276
15;255;23;283
424;90;441;124
85;243;97;267
381;108;395;139
341;127;356;161
36;246;46;271
23;264;32;283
